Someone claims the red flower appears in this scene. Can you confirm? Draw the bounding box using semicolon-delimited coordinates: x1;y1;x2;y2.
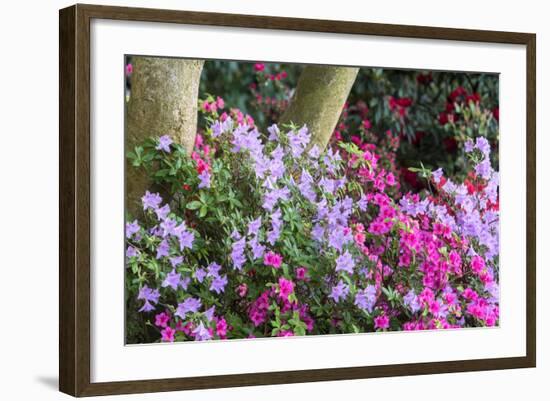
395;97;412;108
492;107;499;121
443;137;458;152
253;63;265;72
466;93;481;104
416;72;432;85
448;86;467;102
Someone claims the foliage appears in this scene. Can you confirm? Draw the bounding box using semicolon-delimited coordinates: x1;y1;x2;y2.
125;102;499;343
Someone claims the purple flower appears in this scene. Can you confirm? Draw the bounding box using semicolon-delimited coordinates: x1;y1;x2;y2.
175;297;202;319
267;124;280;141
335;250;355;274
137;285;160;312
475;137;491;157
355;285;377;313
432;168;444;184
311;223;325;242
475;159;492;180
247;217;262;237
126;246;139;258
464;139;475;153
206;262;222;278
162;269;182;290
156;239;170;259
211;121;223;138
204;306;216;322
328;226;352;252
231;236;247;270
193;322;212;341
169;255;183;268
269;145;286;180
323;148;341;174
155;204;170;221
298;169;316;203
319;177;335;194
198;170;211;189
308;144;320;159
160;218;177;237
175;224;194;251
232;125;263;156
125;220;140;238
210;275;228;294
142;191;162;211
287;125;310;157
156;135;173;152
194;267;207;283
357;194;368;212
267;208;282;245
180;277;191;290
329;280;349;302
403;290;421;313
249;237;265;259
262;187;290;211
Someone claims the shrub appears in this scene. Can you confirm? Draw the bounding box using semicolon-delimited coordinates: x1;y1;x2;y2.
125;104;499;343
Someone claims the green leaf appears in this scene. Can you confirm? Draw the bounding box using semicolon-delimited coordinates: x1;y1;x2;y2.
186;201;202;210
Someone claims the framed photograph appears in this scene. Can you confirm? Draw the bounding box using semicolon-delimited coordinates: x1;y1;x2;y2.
59;4;536;397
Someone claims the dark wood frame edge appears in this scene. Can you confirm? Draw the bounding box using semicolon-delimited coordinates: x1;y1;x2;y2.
59;3;536;397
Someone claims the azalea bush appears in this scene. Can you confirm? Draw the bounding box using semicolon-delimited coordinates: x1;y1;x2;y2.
125;101;499;343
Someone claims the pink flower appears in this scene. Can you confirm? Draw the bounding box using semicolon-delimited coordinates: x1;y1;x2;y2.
254;63;265;72
161;326;175;342
374;315;390;330
471;255;486;274
278;330;294;337
216;318;228;338
125;63;133;76
216;96;225;109
295;267;307;281
264;251;283;268
278;277;294;301
154;312;170;328
237;283;248;297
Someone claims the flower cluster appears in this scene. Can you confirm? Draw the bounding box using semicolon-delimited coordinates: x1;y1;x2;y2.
126;107;499;343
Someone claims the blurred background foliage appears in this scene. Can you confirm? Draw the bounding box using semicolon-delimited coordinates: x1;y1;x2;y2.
126;57;499;192
200;60;498;191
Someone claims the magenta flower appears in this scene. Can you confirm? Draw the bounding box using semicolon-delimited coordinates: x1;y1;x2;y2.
374;315;390;330
161;326;175;342
155;312;170;328
296;267;307;281
264;251;283;268
278;277;294;300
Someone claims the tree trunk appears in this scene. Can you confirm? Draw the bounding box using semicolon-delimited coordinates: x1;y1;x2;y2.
126;57;204;216
280;65;359;150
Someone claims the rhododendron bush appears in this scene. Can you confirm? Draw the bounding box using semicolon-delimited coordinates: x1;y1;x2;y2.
124;60;499;344
125;118;499;343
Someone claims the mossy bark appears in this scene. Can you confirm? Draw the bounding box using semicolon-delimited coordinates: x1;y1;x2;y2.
126;57;204;216
280;65;359;150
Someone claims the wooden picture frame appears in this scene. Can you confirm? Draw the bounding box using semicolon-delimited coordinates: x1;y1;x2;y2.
59;3;536;397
